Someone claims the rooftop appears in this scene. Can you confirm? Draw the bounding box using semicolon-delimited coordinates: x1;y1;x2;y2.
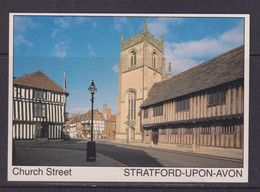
141;45;244;108
13;70;69;95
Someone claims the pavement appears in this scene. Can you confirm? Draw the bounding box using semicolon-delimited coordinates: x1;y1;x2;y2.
106;139;243;161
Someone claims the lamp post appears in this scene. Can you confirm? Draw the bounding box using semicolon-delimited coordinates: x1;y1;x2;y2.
87;80;97;161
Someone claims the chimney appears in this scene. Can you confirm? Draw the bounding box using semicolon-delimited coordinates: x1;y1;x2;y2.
107;109;111;119
103;104;107;113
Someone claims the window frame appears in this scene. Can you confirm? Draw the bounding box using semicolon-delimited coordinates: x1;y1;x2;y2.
153;104;163;117
143;108;148;119
176;98;190;112
184;127;193;134
171;128;179;134
33;103;46;118
152;52;157;68
128;91;136;120
201;126;211;134
221;125;235;134
160;129;166;135
208;90;226;106
130;51;136;66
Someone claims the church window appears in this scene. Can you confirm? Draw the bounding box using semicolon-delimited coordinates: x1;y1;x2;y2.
152;52;157;67
128;91;136;120
130;51;136;66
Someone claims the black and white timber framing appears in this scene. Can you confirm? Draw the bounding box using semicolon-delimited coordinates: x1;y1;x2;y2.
12;71;69;140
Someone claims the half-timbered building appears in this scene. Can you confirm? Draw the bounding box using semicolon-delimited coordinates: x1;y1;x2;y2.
140;45;244;149
13;70;69;141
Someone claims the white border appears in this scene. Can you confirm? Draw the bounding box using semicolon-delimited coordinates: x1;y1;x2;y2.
8;13;250;183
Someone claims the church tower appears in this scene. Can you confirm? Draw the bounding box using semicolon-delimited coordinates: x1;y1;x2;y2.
116;19;165;142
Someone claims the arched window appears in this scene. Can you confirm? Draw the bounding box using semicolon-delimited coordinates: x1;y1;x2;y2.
128;91;136;120
152;52;157;67
130;51;136;66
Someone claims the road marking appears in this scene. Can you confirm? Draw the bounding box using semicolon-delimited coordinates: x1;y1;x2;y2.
97;153;128;167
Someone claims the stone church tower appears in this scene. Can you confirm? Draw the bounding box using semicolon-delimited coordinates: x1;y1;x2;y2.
116;19;165;142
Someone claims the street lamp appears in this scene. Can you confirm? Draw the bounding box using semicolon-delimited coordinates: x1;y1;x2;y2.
87;80;97;161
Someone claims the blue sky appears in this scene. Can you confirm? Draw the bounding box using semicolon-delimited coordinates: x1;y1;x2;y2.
13;15;244;115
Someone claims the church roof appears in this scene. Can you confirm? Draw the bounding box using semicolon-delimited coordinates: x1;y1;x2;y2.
13;70;69;95
141;45;244;108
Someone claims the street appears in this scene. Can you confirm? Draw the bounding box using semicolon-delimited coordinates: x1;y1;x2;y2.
13;139;243;168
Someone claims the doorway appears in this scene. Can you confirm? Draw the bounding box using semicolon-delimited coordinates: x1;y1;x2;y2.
152;128;159;145
35;123;48;138
130;127;135;142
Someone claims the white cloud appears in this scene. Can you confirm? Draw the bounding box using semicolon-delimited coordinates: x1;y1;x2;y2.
52;41;70;58
14;34;34;47
88;51;96;56
112;64;119;73
164;22;244;75
14;17;36;33
54;17;71;29
74;17;91;25
114;17;128;31
148;18;183;39
219;22;244;45
51;29;62;38
14;17;36;47
87;44;96;56
69;107;90;114
92;21;97;28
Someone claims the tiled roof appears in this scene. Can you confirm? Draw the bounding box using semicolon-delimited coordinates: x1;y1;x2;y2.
141;45;244;108
85;109;104;120
13;70;69;95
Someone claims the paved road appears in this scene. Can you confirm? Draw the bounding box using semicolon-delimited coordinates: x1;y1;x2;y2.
95;141;242;168
13;139;242;168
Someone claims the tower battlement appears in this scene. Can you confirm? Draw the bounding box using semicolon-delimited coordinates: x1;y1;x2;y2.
121;19;164;53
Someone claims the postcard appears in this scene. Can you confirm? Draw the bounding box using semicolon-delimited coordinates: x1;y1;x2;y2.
8;13;249;183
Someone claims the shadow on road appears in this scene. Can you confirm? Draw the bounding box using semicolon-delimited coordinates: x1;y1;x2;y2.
12;139;162;167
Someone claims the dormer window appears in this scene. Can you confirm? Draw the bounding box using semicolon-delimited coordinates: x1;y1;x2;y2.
152;52;157;68
130;51;136;66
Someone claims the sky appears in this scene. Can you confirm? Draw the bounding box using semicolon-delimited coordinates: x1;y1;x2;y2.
13;15;245;116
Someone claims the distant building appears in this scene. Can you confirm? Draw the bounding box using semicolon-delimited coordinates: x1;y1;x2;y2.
67;105;116;139
102;104;116;139
85;109;105;139
68;109;105;139
13;70;69;141
140;45;244;149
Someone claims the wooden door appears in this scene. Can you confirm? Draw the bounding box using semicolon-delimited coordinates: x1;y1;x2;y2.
152;128;158;145
130;127;135;142
35;124;48;138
